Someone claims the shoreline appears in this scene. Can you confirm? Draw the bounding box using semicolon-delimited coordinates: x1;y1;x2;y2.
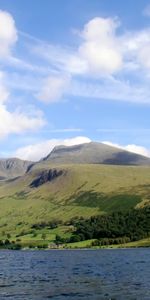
0;245;149;251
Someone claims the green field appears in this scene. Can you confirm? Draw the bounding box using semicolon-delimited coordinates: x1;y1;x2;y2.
0;163;150;248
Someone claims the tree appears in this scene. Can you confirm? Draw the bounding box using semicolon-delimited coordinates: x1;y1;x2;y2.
7;233;11;239
41;233;46;240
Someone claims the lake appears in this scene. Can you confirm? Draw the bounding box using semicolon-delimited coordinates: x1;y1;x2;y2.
0;249;149;299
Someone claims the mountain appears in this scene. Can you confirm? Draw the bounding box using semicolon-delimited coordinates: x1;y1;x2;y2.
0;158;32;180
43;142;150;166
1;141;149;181
0;142;149;248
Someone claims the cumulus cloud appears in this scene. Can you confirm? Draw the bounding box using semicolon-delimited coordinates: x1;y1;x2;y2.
78;17;123;76
36;74;71;103
32;16;150;78
30;15;150;78
0;10;18;57
27;15;150;104
102;141;150;157
31;17;123;78
14;136;91;161
79;17;150;76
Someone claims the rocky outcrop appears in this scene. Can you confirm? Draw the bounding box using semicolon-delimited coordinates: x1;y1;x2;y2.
30;169;64;188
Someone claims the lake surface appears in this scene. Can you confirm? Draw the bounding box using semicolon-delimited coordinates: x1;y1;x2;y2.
0;249;149;300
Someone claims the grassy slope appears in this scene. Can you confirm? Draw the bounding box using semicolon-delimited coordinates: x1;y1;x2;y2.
0;163;150;242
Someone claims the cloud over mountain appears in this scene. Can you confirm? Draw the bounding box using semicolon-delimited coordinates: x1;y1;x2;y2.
14;136;91;161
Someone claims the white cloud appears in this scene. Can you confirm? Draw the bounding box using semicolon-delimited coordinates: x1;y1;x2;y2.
102;141;150;157
78;21;150;75
25;16;150;104
36;74;71;103
125;144;150;157
2;10;150;118
0;10;18;57
30;16;150;78
30;41;86;75
0;12;47;140
70;77;150;104
121;28;150;71
14;136;91;161
0;104;45;139
0;71;45;138
30;17;123;77
78;17;123;76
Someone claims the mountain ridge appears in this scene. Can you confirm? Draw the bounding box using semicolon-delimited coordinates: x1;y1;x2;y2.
0;141;150;180
0;158;32;180
42;141;150;166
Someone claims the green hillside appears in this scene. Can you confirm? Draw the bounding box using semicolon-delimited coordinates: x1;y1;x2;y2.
0;163;149;248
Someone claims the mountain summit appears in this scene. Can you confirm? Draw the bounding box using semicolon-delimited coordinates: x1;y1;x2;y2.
43;142;150;166
0;142;149;181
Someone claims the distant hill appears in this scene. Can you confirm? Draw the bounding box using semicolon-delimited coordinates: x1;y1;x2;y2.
0;158;32;180
43;142;150;166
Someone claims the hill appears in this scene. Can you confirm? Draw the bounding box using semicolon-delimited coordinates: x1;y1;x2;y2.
0;141;149;248
43;142;150;166
0;158;32;180
0;163;149;238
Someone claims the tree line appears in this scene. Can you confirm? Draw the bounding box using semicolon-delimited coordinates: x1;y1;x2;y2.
55;207;150;245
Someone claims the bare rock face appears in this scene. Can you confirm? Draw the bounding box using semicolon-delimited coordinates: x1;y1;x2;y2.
30;169;64;188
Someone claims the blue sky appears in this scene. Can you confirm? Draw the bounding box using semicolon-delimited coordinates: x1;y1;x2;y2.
0;0;150;160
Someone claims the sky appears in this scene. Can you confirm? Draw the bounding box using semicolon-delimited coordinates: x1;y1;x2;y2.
0;0;150;160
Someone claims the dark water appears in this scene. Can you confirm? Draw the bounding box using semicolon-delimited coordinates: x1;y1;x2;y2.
0;249;149;300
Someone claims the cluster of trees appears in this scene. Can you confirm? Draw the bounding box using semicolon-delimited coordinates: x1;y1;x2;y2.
0;239;21;250
55;207;150;245
91;237;131;246
71;207;150;243
32;219;62;230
